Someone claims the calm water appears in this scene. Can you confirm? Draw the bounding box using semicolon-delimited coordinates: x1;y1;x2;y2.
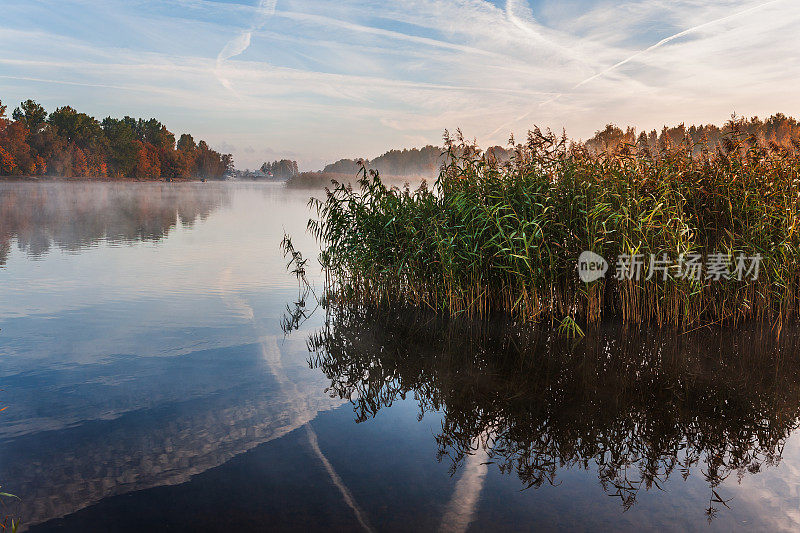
1;182;800;532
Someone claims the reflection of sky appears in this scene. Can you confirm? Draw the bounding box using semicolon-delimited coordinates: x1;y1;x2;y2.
2;182;800;531
24;391;800;532
0;184;322;370
0;183;343;528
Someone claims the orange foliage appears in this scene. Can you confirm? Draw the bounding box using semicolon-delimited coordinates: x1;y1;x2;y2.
35;155;46;175
72;147;89;177
134;141;161;179
0;146;14;174
0;98;233;179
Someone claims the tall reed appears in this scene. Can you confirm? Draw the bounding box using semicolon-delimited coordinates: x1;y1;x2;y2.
308;124;800;328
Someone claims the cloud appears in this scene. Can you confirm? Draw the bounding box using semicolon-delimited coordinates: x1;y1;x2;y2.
1;0;798;169
215;0;278;93
572;0;786;90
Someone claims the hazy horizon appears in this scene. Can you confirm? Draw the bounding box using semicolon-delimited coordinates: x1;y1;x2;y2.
2;0;798;171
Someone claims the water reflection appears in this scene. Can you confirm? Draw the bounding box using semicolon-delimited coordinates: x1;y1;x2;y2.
308;304;800;521
0;336;342;528
0;182;339;529
0;183;231;264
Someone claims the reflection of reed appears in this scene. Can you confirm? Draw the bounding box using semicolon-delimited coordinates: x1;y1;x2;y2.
308;304;800;518
0;183;230;265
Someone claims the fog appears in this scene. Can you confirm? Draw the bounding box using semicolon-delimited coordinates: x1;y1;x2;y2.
0;182;232;266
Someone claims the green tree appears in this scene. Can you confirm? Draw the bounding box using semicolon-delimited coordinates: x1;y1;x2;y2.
48;106;103;149
12;99;47;132
102;117;138;177
177;133;196;152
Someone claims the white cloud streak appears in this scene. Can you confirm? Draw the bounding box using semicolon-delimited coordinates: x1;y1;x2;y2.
439;440;489;533
215;0;277;94
572;0;786;90
1;0;798;169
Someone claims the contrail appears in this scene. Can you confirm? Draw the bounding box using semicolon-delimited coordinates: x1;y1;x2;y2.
305;424;376;533
216;269;369;531
572;0;783;90
505;0;549;45
489;0;784;138
215;0;278;94
505;0;590;65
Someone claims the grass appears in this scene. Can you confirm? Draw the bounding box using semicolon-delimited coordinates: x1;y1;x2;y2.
285;172;353;189
307;124;800;329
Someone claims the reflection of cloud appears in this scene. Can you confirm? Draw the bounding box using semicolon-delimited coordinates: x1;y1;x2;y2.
439;438;489;533
0;340;342;529
726;436;800;532
219;258;372;531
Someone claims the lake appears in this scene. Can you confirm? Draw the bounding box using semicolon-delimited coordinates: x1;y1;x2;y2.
1;181;799;532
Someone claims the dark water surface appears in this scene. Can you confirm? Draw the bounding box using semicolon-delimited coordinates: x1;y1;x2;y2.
1;182;799;532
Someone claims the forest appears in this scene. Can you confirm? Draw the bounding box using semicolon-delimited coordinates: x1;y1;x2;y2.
260;159;299;179
0;99;232;179
318;114;800;179
583;113;800;154
323;145;443;178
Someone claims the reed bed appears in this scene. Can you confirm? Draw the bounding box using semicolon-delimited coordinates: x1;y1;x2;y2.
308;125;800;329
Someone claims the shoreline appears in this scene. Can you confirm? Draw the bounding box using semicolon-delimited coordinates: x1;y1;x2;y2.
0;176;219;183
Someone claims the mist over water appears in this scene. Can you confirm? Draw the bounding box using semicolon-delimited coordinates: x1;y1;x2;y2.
0;182;231;264
1;182;800;531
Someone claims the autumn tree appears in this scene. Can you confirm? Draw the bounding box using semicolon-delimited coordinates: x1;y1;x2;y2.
0;98;231;178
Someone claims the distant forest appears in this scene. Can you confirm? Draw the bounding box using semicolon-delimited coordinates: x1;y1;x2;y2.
260;159;299;179
314;114;800;181
483;114;800;163
582;113;800;155
323;145;443;178
0;99;232;179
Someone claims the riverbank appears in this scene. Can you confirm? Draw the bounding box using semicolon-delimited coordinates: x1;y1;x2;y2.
0;175;217;182
286;170;428;189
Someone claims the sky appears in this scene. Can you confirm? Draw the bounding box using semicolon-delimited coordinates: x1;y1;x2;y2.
0;0;798;170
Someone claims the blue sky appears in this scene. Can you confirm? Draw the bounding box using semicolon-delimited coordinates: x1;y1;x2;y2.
1;0;797;170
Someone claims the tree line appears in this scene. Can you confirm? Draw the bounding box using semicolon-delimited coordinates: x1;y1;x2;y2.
0;98;233;179
323;145;442;178
582;113;800;155
260;159;299;179
317;114;800;180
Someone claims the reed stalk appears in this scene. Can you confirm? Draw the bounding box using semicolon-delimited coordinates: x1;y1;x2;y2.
308;125;800;328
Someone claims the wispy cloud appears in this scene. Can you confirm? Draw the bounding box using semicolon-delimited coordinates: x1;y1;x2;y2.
215;0;277;94
1;0;798;169
572;0;786;90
